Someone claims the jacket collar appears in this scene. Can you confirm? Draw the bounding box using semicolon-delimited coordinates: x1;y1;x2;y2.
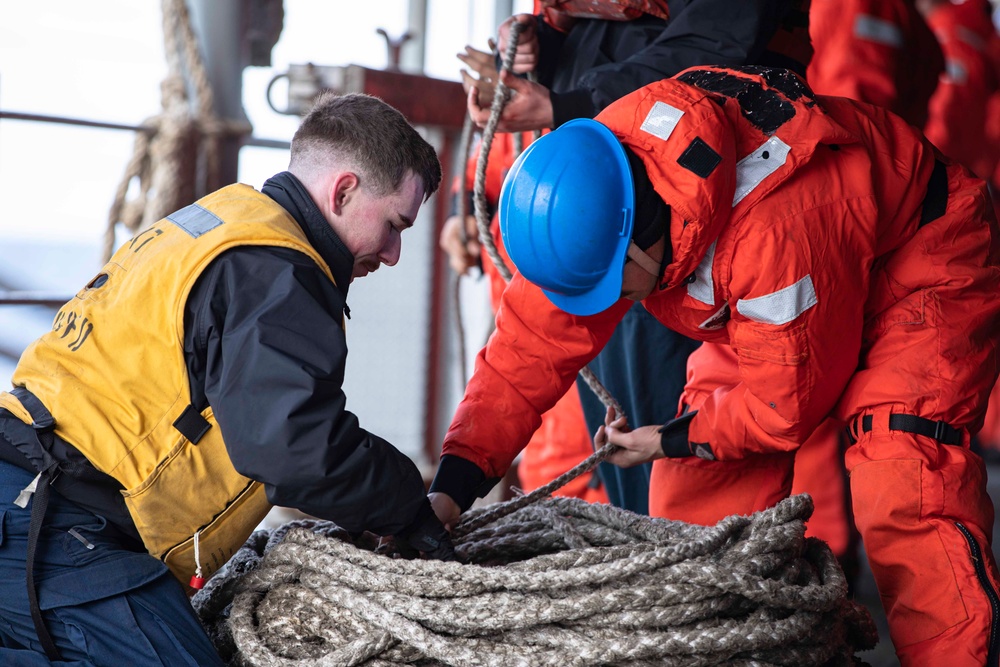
261;171;353;297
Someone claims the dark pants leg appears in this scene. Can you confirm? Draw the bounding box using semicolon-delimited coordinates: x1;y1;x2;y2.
0;459;225;666
576;303;701;514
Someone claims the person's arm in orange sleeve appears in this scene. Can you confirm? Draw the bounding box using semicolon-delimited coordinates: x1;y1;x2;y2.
923;6;997;179
679;342;741;413
429;274;631;517
679;213;867;462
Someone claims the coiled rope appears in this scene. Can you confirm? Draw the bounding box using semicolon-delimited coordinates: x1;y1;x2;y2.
193;493;877;666
104;0;251;261
192;444;877;665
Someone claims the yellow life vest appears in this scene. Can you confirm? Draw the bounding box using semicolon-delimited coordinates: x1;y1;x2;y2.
0;184;338;586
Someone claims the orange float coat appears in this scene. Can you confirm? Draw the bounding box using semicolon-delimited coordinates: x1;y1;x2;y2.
807;0;944;127
921;1;1000;458
798;0;947;563
923;0;1000;181
680;343;857;556
442;67;1000;664
457;132;607;503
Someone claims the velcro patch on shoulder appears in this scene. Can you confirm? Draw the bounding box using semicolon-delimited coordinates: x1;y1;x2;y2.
640;101;684;141
677;137;722;178
167;203;224;238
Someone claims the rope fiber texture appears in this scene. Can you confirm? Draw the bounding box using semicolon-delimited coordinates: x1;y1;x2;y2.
104;0;251;262
469;20;623;419
193;491;877;666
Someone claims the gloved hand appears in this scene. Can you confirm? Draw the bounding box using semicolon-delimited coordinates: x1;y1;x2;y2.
658;410;712;459
397;500;457;561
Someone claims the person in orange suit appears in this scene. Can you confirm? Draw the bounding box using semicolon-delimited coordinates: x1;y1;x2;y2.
730;0;950;584
918;0;1000;463
441;120;607;503
808;0;944;127
920;0;1000;180
442;0;812;513
430;66;1000;666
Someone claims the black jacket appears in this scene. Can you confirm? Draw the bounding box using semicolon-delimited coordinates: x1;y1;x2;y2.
181;171;427;535
535;0;800;126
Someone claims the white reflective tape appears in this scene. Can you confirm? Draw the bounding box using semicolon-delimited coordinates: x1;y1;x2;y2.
945;59;969;85
853;15;904;47
640;101;684;141
736;274;817;325
14;471;42;509
733;137;791;206
956;26;986;52
687;240;716;306
167;203;224;238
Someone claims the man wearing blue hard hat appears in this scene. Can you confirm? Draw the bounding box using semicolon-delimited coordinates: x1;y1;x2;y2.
428;65;1000;666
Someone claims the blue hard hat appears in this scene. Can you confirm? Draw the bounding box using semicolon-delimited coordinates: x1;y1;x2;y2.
499;118;634;316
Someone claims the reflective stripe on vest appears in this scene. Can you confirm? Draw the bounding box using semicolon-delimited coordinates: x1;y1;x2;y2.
2;184;338;585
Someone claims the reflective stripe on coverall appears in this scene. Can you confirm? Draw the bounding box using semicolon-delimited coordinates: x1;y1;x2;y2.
923;0;1000;182
807;0;944;127
442;66;1000;665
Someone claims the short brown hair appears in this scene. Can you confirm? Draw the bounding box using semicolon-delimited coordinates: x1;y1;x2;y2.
290;92;441;201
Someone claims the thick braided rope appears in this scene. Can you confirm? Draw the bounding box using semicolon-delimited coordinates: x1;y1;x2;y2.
194;494;877;666
103;0;250;262
471;21;524;284
452;443;616;538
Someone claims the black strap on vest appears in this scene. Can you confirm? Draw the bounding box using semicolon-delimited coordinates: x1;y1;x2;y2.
919;160;948;228
7;389;63;660
172;405;211;444
26;469;62;661
847;413;962;446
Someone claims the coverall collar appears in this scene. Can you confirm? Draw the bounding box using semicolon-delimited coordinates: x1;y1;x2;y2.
598;66;858;293
262;171;354;297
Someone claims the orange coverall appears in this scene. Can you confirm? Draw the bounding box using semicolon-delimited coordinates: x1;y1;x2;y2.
920;0;1000;459
808;0;944;127
923;0;1000;181
440;67;1000;665
768;0;946;565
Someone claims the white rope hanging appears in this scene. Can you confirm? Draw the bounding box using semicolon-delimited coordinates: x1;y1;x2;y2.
468;20;624;418
104;0;251;261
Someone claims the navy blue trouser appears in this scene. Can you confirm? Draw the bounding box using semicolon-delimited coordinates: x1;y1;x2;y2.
576;303;701;514
0;459;224;666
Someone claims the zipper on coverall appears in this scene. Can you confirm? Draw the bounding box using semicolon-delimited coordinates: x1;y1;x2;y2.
956;522;1000;666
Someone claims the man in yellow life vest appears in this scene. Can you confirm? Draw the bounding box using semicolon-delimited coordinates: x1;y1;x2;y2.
0;92;450;665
